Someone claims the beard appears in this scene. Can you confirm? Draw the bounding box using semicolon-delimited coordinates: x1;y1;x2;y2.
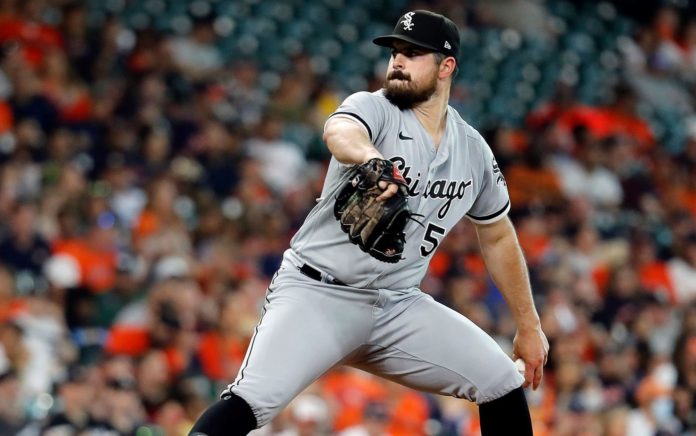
383;69;438;110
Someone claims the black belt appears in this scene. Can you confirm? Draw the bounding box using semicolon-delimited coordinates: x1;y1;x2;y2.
299;264;347;286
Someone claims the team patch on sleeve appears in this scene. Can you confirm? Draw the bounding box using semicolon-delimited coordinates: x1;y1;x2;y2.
492;158;506;186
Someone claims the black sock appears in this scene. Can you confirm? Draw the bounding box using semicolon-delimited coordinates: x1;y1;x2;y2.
189;393;257;436
479;387;532;436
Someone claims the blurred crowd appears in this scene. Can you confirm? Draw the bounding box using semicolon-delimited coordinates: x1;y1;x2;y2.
0;0;695;435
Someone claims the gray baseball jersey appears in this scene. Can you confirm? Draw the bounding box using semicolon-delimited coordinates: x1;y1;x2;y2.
291;89;510;289
224;89;523;428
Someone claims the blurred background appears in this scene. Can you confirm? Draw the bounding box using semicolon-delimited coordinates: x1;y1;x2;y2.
0;0;695;434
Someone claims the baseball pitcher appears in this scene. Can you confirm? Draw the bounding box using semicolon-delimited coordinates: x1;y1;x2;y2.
191;10;549;436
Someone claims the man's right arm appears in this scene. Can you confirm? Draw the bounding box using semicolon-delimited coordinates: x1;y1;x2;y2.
323;116;382;165
323;117;399;201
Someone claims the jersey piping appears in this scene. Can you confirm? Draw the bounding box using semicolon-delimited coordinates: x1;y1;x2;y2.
466;200;510;221
330;111;373;141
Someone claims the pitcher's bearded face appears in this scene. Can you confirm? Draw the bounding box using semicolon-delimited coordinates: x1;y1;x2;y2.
382;44;440;109
383;69;438;109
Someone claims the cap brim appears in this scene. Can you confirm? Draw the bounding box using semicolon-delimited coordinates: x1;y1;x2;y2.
372;35;441;53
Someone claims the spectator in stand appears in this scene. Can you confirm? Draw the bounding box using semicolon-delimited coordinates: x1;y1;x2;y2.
0;200;50;276
288;393;332;436
39;48;93;125
596;84;655;151
630;234;676;303
103;152;147;229
196;119;243;199
672;164;696;217
0;0;63;70
267;74;313;125
42;366;99;434
132;174;191;262
0;265;23;323
53;211;119;294
505;141;564;213
552;127;624;209
0;369;28;435
136;349;172;418
218;60;267;129
140;127;172;175
197;292;248;386
57;2;92;74
650;5;684;76
245;113;308;196
679;19;696;79
526;81;597;146
0;320;26;385
667;233;696;303
338;400;390;436
104;374;147;434
626;373;680;436
7;54;59;134
166;16;223;83
528;82;655;153
619;8;694;114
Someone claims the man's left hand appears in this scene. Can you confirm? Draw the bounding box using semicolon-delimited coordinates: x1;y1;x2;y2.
512;325;549;390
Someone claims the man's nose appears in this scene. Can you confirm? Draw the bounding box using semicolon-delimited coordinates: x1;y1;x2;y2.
391;52;406;68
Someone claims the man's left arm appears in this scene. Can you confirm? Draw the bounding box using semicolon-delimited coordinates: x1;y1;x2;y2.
474;216;549;390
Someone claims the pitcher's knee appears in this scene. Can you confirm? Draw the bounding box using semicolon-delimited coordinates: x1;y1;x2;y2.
475;359;525;404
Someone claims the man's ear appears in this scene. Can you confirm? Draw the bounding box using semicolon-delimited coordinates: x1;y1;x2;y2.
439;57;456;79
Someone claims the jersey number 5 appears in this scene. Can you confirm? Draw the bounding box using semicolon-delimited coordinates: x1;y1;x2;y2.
420;223;445;257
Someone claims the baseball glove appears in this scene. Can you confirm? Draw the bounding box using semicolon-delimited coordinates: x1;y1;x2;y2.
333;158;419;263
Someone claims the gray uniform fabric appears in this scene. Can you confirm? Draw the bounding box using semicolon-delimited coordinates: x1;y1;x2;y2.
225;89;524;427
292;90;510;289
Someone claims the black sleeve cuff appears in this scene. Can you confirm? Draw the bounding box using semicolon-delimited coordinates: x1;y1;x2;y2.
329;111;373;141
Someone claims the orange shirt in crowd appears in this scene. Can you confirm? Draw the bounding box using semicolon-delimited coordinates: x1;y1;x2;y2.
428;251;452;278
0;298;27;323
322;369;431;434
639;262;676;303
527;103;654;149
133;210;160;245
588;108;655;150
0;14;63;68
526;103;603;136
592;263;611;296
529;384;556;436
53;239;117;293
387;390;430;436
517;230;552;267
104;324;150;356
104;322;184;376
0;101;13;133
163;346;189;376
461;253;487;278
197;331;247;381
42;81;93;123
505;165;564;210
676;188;696;217
105;327;189;377
322;370;387;431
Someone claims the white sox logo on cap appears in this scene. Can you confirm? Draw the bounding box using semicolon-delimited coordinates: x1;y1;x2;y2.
373;10;460;61
401;12;415;30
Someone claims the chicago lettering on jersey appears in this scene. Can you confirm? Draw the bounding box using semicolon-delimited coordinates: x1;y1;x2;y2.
391;156;472;219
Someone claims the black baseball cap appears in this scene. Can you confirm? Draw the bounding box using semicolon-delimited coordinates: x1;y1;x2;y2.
373;10;460;61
